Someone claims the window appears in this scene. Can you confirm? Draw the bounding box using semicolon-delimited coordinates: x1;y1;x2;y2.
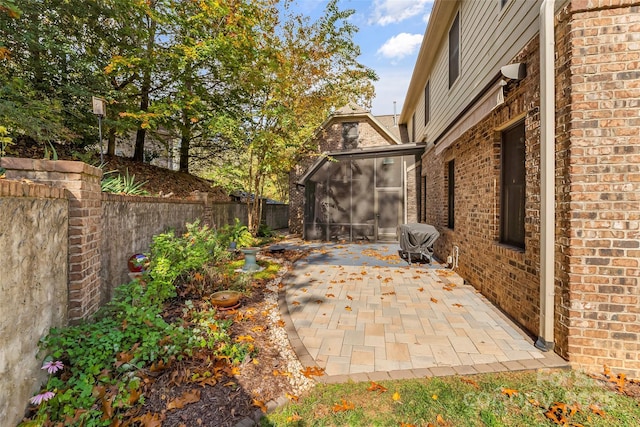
412;112;416;141
448;12;460;88
501;122;526;248
424;81;430;125
447;160;455;229
342;122;358;149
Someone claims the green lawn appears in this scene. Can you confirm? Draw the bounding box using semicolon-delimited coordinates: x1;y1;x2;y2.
262;370;640;426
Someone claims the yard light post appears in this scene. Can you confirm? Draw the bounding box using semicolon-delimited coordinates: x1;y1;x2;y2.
92;97;106;164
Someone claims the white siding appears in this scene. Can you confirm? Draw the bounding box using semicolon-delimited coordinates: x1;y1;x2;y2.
412;0;541;143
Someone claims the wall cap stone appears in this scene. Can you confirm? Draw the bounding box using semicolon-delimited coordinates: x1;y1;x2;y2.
0;157;102;178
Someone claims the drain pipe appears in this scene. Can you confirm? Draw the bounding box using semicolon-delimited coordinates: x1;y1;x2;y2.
536;0;556;352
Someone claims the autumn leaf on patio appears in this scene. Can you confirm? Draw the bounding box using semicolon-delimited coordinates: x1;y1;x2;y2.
383;277;393;283
277;320;286;327
367;381;388;394
287;413;302;422
332;399;355;412
345;306;352;311
319;270;325;274
285;392;299;402
315;300;323;304
376;275;383;279
430;297;438;303
166;389;201;410
452;303;464;308
418;287;425;292
347;295;353;300
443;286;453;291
300;366;325;378
292;301;300;306
301;288;308;293
501;388;518;397
361;271;367;275
253;399;268;413
412;276;420;280
325;293;335;298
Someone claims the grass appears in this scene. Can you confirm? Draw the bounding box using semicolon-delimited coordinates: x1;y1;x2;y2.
261;370;640;426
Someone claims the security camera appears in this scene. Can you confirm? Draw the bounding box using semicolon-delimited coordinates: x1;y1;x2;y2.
500;63;526;80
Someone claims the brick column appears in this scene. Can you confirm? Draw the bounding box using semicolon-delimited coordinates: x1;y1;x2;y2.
189;191;212;227
1;158;103;322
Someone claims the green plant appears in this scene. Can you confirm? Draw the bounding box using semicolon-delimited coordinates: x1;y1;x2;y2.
0;125;13;156
100;168;149;195
43;141;58;160
257;223;274;238
219;218;256;248
21;221;238;426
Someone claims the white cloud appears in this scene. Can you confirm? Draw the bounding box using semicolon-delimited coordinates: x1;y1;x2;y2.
423;12;431;25
377;33;423;60
370;0;433;26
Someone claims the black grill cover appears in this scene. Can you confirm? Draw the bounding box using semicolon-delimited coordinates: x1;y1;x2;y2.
397;223;440;258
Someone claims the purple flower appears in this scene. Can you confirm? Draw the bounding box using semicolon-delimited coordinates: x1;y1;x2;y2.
41;360;64;374
29;391;55;405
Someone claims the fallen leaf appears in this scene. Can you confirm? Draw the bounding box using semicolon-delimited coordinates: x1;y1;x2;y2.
589;403;606;417
392;391;401;402
292;301;300;306
332;399;355;412
325;293;335;298
253;399;267;413
528;398;541;407
300;366;325;378
501;388;518;397
287;413;302;422
251;326;266;333
367;381;388;394
436;414;446;424
347;295;353;300
431;394;438;400
430;297;438;303
460;378;479;388
345;306;352;311
315;299;323;304
235;335;254;342
418;287;424;292
452;303;464;308
443;286;453;291
277;320;286;327
166;390;201;410
285;392;299;402
132;412;163;427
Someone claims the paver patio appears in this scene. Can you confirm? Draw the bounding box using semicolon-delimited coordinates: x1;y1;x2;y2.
278;241;568;382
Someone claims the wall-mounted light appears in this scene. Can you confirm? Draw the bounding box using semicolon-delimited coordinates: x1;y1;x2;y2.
382;157;395;165
500;63;526;80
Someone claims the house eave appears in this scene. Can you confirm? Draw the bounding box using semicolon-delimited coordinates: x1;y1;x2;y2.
296;143;426;186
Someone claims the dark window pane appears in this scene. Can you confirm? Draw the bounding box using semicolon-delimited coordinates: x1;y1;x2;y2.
342;122;359;149
448;160;455;229
501;122;526;248
424;81;430;125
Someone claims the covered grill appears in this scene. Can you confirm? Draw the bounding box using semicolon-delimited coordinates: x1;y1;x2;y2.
397;223;440;265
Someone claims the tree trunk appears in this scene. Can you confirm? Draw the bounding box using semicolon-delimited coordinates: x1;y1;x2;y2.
132;16;156;162
107;127;116;156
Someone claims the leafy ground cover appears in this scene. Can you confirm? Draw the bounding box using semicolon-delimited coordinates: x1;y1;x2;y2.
262;369;640;426
19;222;310;426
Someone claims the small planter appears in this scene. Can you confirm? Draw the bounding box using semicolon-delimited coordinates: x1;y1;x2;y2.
210;290;243;309
240;247;260;272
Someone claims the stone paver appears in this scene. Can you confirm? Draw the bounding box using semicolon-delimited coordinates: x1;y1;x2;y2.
279;242;569;381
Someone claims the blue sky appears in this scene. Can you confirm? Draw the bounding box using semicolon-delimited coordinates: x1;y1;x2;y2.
288;0;434;116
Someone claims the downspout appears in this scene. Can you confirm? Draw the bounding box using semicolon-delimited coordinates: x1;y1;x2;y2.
536;0;556;352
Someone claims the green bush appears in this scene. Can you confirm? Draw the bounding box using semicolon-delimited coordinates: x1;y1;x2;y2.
21;221;243;426
100;169;148;195
219;218;256;248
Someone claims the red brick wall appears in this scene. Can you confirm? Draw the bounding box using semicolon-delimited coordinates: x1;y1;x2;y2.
565;0;640;376
423;36;543;337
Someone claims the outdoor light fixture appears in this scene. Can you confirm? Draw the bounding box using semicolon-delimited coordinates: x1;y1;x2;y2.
500;63;526;80
382;157;395;165
92;96;106;163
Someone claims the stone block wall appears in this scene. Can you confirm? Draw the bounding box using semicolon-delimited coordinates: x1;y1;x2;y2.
101;193;204;301
0;179;69;426
564;0;640;376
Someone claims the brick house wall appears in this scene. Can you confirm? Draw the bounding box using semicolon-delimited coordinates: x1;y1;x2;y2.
423;36;543;338
564;0;640;376
421;0;640;376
